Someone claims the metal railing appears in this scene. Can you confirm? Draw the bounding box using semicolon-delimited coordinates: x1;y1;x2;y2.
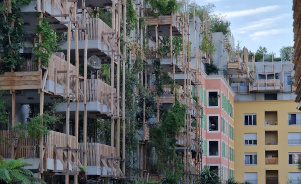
265;120;278;125
265;139;278;145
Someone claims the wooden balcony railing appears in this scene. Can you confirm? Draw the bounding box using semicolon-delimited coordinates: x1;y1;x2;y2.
78;143;123;177
250;79;282;91
265;157;278;165
0;130;77;159
79;79;118;116
76;18;114;51
176;131;197;151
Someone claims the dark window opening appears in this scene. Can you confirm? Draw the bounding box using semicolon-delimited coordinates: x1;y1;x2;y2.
209;116;219;131
264;94;277;100
209;92;218;106
209;141;219;156
210;166;219;172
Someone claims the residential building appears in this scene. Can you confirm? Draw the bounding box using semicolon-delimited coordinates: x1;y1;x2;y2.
234;61;299;184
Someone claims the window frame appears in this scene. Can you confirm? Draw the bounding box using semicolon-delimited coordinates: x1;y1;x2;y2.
208;140;220;157
244;114;257;126
208;114;220;132
289;153;301;165
244;153;257;165
207;90;220;108
244;133;257;146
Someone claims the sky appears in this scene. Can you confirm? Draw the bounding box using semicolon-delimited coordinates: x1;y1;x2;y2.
197;0;294;57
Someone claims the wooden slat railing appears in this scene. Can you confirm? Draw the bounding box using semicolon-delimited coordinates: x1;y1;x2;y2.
76;18;113;51
265;157;278;165
0;130;76;159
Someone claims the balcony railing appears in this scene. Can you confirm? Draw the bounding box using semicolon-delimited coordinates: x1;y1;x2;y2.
265;120;278;126
265;139;278;145
288;139;301;145
265;157;278;165
176;131;197;151
250;79;282;91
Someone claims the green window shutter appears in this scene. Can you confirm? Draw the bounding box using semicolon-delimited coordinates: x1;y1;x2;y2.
204;90;207;106
233;127;234;140
204;140;207;156
204;114;207;131
221;118;224;133
222;142;225;157
233;148;235;162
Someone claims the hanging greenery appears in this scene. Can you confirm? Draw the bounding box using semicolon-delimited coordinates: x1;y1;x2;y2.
201;31;216;58
0;91;9;130
153;58;163;95
98;8;112;28
127;0;138;34
34;17;59;66
0;0;32;74
150;98;186;176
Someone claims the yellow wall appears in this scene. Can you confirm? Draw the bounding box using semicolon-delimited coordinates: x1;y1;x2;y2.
234;100;301;184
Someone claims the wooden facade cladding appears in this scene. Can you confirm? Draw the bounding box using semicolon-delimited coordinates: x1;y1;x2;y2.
145;15;173;25
0;71;41;90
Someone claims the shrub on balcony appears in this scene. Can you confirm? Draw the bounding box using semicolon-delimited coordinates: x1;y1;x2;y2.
201;31;216;58
147;0;179;17
205;63;219;75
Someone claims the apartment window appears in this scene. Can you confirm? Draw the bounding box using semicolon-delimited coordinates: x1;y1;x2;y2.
209;116;219;131
209;166;219;172
208;91;218;107
244;173;257;184
285;75;292;85
289;153;301;165
289;113;301;125
264;94;277;100
245;153;257;165
244;133;257;146
209;141;219;156
288;173;301;184
244;114;256;126
288;133;301;145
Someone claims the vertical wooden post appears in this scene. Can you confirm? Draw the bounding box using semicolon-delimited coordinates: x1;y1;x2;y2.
111;0;116;149
74;23;79;184
116;0;121;177
11;90;15;159
122;0;127;175
65;21;71;184
84;26;88;168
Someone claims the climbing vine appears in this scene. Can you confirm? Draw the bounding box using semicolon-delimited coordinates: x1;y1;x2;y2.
0;0;32;73
34;17;59;66
127;0;138;34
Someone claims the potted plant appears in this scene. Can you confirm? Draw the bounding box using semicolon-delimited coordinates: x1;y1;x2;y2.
78;165;87;184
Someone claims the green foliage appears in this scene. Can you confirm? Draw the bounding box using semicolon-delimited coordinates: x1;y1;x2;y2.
188;2;215;20
99;64;111;84
0;0;32;73
210;15;230;35
0;157;46;184
205;63;219;75
78;165;86;172
14;112;61;139
197;166;220;184
153;58;163;95
0;91;9;130
255;46;267;62
161;171;183;184
98;8;112;28
201;31;216;58
34;17;59;66
147;0;179;17
87;119;111;144
127;0;138;33
150;99;186;174
280;46;294;61
134;179;161;184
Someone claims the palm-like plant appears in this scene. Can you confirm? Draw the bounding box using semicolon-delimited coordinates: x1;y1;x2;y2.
198;167;220;184
0;157;46;184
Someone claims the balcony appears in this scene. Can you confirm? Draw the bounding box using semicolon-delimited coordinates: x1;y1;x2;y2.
250;79;282;92
176;131;197;152
265;151;278;165
145;12;182;37
265;111;278;126
0;53;75;97
265;131;278;145
0;130;78;172
61;18;115;63
78;143;123;177
227;55;248;75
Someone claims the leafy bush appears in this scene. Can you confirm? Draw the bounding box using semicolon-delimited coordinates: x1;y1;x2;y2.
210;15;230;35
147;0;179;17
0;157;46;184
34;17;59;66
205;63;219;75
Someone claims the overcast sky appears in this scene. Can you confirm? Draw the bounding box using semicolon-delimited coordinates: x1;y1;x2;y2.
197;0;294;57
